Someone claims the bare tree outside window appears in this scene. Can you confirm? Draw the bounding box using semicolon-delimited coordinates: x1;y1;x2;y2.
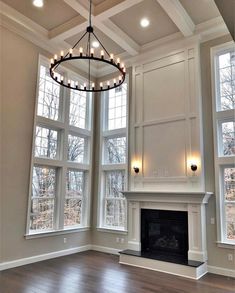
68;134;85;163
64;170;84;227
105;137;126;164
222;122;235;156
35;126;58;159
104;171;126;228
30;166;56;231
38;65;60;120
219;52;235;111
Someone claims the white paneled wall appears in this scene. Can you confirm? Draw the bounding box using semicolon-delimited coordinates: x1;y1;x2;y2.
130;41;204;191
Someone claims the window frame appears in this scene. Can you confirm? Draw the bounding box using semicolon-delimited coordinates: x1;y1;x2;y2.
211;42;235;247
97;76;129;233
26;55;94;237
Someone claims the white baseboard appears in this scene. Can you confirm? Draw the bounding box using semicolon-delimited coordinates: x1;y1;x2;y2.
90;245;120;255
0;245;91;271
207;265;235;278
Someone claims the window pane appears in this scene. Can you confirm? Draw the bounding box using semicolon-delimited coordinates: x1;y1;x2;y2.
221;121;235;156
218;52;235;111
32;166;56;198
30;199;54;231
104;171;126;228
224;167;235;201
108;84;127;130
37;65;60;120
105;137;126;164
67;134;85;163
64;170;84;227
30;166;56;231
69;82;87;129
225;204;235;240
35;126;58;159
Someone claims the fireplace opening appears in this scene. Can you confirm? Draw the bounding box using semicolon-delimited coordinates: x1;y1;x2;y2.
141;209;188;262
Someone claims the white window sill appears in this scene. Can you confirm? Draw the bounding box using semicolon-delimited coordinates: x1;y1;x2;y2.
216;241;235;249
97;227;128;235
25;227;90;239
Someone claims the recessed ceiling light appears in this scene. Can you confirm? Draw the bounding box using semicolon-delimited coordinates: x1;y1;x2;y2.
92;41;100;48
140;18;150;28
33;0;44;8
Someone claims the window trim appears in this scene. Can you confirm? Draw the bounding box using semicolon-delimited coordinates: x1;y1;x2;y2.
211;42;235;247
26;55;94;237
97;76;129;232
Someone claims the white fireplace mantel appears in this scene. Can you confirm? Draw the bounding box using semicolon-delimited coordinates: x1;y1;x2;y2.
122;191;213;262
122;191;213;204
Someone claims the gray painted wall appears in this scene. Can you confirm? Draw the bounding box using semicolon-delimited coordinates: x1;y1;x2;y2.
0;26;91;263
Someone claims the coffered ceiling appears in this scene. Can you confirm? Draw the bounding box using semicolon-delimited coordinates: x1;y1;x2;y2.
0;0;229;76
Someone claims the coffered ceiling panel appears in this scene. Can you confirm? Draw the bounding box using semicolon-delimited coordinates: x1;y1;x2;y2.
110;0;179;46
1;0;81;30
66;26;125;56
179;0;220;24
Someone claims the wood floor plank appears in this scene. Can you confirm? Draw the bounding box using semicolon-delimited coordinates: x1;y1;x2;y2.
0;251;234;293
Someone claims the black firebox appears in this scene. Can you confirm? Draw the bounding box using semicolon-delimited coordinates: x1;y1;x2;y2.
141;209;188;262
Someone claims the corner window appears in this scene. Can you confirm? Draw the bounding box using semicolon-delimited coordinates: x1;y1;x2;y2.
99;82;128;231
27;56;93;235
212;45;235;244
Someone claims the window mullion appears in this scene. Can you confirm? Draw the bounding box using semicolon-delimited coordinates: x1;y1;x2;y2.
58;86;70;230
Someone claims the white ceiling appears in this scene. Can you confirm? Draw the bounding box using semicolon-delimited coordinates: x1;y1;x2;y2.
0;0;228;76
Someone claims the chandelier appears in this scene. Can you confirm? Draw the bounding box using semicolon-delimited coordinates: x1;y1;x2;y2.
49;0;126;92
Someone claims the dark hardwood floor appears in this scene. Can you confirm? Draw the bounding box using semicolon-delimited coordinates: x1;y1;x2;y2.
0;251;234;293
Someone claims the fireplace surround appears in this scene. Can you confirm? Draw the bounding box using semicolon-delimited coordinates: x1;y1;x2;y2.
119;191;213;279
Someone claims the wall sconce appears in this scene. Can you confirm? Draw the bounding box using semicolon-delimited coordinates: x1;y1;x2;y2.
133;166;140;174
191;164;198;172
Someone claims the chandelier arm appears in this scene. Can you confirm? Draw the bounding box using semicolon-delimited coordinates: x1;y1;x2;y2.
52;30;88;72
71;30;88;50
92;31;110;57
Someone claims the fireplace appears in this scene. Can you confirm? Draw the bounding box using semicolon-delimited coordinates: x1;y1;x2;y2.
141;209;188;262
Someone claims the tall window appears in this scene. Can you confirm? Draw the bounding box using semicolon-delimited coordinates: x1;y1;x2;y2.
27;56;93;235
99;82;128;231
212;45;235;244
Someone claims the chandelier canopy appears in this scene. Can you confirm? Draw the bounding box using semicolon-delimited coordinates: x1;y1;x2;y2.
49;0;126;92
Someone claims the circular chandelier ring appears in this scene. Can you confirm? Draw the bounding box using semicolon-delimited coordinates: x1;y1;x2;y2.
50;55;126;92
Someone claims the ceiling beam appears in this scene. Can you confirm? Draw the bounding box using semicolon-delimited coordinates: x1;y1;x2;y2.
156;0;195;37
62;0;140;56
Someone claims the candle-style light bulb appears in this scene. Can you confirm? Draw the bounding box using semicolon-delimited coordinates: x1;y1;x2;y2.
101;50;104;58
61;76;64;83
119;75;122;82
54;54;57;61
107;80;110;87
69;48;73;57
50;58;54;65
84;83;86;89
113;78;116;85
68;79;71;86
117;58;120;65
121;63;125;69
123;67;126;73
61;51;64;58
92;82;95;89
110;54;114;61
79;47;83;56
91;48;94;57
75;81;78;88
100;82;103;88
